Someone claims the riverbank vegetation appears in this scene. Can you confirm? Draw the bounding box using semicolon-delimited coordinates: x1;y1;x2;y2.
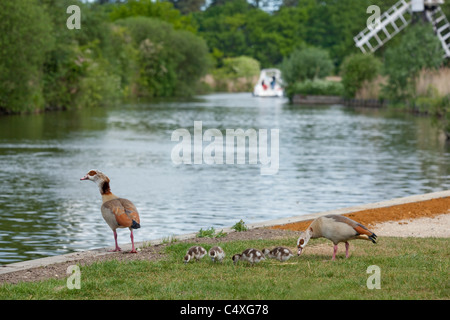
0;236;448;299
1;0;450;136
0;0;210;113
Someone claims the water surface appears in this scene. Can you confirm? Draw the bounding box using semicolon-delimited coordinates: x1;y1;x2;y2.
0;93;449;263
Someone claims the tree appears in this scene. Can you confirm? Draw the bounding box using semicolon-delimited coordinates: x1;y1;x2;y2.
340;53;382;98
167;0;206;15
110;0;197;32
281;0;298;7
382;23;444;101
194;0;253;66
41;0;123;109
303;0;373;66
194;0;307;67
116;17;210;97
0;0;54;112
280;46;334;86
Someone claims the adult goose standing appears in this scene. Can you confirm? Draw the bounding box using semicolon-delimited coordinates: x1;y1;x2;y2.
296;214;377;260
81;169;141;253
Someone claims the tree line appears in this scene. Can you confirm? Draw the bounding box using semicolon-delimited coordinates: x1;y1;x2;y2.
1;0;449;114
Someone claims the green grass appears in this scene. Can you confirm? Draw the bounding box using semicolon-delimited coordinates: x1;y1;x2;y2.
0;237;448;300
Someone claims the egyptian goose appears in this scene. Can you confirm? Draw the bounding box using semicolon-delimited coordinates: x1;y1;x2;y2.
80;169;141;253
296;214;377;260
209;246;225;263
262;246;293;262
232;248;265;265
184;246;207;264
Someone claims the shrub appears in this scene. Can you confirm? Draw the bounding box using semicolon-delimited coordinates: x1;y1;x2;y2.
382;23;444;102
280;46;334;86
220;56;260;79
286;79;344;98
209;56;260;92
43;30;124;110
231;219;248;232
415;88;450;139
340;53;381;98
196;227;227;238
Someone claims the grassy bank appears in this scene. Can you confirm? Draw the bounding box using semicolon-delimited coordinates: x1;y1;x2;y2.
0;236;448;300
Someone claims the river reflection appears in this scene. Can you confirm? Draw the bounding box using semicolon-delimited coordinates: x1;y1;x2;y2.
0;93;448;263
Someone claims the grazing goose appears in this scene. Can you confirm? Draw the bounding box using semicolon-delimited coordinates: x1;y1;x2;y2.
296;214;377;260
232;248;265;265
80;169;141;253
209;246;225;263
184;246;207;264
262;246;293;262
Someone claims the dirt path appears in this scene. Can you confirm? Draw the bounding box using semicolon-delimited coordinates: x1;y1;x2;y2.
271;196;450;237
0;196;449;285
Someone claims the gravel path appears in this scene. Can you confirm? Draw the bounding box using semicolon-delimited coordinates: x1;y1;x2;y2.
371;213;450;238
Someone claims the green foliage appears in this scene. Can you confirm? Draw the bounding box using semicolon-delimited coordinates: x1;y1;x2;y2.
194;0;308;68
287;79;344;98
209;56;260;92
217;56;260;78
0;0;211;114
40;0;122;110
196;227;227;238
382;23;445;102
415;90;450;140
231;219;248;232
116;17;210;98
1;0;447;114
110;0;197;32
304;0;375;66
340;53;382;98
0;0;54;112
168;0;206;15
194;0;381;68
280;46;334;86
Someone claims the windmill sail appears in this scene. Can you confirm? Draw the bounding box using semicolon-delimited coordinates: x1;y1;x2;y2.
354;0;412;53
353;0;450;58
426;6;450;57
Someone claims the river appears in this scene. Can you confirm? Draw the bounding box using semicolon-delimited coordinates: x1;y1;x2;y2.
0;93;449;263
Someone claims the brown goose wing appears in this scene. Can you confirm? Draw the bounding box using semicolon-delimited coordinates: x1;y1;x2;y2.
327;215;377;243
118;198;140;229
102;198;140;229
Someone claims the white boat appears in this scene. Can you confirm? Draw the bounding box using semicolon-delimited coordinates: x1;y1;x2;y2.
253;68;284;97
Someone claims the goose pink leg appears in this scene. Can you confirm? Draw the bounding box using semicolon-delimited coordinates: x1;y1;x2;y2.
110;230;121;252
345;241;350;258
332;244;338;260
130;229;137;253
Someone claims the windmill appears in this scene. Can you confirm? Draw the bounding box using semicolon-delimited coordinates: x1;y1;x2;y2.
353;0;450;58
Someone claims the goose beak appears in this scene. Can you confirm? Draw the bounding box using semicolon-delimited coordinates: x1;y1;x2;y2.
80;175;89;181
297;247;303;256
